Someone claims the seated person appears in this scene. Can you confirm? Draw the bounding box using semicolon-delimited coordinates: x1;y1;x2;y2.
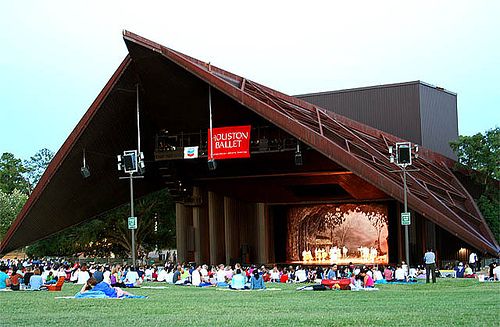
270;266;280;282
28;268;44;290
9;268;23;291
454;262;465;278
394;265;406;281
79;277;131;298
279;268;289;283
408;267;417;279
0;265;11;290
383;266;394;282
493;263;500;281
191;266;202;286
124;266;141;287
464;264;475;278
45;271;57;284
216;265;228;287
250;270;266;290
373;268;384;281
23;267;34;287
294;266;308;283
230;269;247;290
172;266;185;285
361;270;375;288
325;265;337;280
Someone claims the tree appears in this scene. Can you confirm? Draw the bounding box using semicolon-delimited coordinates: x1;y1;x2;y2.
99;188;175;259
450;127;499;181
450;127;500;243
0;189;28;242
24;148;54;192
0;153;30;194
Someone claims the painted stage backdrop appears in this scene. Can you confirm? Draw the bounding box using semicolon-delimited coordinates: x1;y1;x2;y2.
287;203;389;264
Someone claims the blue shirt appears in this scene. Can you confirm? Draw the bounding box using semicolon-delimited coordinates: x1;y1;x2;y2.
250;275;266;289
231;274;247;289
29;275;43;290
424;251;436;264
326;270;336;280
0;271;9;289
93;281;117;297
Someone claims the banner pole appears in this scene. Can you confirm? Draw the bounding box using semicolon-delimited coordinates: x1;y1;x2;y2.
208;85;214;160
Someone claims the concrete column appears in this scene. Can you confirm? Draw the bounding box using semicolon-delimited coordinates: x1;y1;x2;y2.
224;196;240;265
208;191;225;265
175;202;188;263
256;203;269;264
192;187;210;264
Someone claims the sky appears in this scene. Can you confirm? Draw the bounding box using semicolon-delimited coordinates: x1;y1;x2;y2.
1;1;499;160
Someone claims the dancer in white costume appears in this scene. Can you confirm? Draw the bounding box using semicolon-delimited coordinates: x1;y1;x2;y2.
331;246;338;262
342;246;348;259
321;248;328;261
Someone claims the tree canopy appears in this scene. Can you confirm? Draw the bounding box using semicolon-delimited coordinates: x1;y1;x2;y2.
450;127;499;244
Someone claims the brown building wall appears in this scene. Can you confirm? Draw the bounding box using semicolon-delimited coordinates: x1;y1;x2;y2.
296;81;458;159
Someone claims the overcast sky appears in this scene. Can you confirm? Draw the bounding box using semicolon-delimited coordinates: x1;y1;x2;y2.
1;1;498;160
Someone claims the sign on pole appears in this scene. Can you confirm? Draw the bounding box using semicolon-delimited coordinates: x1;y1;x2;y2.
128;216;137;229
401;212;411;226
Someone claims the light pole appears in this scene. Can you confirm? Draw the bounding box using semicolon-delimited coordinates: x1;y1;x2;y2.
389;142;418;267
117;150;145;266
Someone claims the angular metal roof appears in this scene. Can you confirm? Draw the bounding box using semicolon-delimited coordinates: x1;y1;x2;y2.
1;31;497;255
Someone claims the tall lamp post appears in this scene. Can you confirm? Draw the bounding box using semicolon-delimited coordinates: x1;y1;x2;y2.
117;150;145;266
389;142;418;267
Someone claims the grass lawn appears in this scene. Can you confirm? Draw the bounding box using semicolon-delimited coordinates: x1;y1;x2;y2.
0;279;499;326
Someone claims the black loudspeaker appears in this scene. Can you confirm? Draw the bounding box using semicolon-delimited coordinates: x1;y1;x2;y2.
397;145;411;164
295;152;303;166
208;159;217;171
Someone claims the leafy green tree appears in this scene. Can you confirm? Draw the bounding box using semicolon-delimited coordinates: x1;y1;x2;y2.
0;189;28;242
97;188;176;258
450;127;500;243
24;148;54;192
0;153;30;194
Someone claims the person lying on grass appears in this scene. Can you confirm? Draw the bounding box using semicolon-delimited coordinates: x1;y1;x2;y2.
79;277;132;298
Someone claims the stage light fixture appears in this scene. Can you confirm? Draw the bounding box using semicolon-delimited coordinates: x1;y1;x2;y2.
208;159;217;171
81;149;90;178
80;166;90;178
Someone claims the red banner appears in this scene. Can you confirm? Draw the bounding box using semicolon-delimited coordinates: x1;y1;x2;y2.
208;125;251;159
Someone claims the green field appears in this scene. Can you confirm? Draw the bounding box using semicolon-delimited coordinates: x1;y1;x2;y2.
1;279;499;326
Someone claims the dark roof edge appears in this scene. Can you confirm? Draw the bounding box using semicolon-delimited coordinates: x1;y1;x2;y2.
0;56;132;255
295;80;457;98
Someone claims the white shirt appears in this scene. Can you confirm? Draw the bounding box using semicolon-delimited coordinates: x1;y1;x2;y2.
373;270;383;281
295;269;307;282
76;270;90;284
216;270;226;283
157;269;167;282
469;253;477;264
125;271;140;285
144;268;153;281
493;266;500;281
103;271;111;284
395;268;406;280
192;270;201;286
165;272;174;284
